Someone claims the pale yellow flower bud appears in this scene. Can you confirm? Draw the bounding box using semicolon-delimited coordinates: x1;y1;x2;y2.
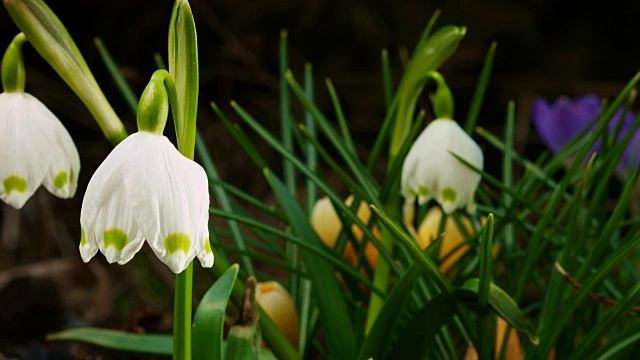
256;281;299;348
310;196;379;270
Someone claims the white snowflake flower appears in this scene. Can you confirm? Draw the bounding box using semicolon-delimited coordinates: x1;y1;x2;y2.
401;118;483;214
79;131;213;274
0;92;80;209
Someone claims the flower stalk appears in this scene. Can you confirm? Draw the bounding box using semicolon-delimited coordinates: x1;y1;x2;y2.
366;28;465;331
168;1;199;359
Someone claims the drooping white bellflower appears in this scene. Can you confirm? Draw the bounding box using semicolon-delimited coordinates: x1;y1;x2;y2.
0;33;80;209
401;118;483;214
79;131;213;273
79;71;213;274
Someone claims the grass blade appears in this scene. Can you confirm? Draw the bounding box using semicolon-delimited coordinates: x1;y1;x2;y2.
264;169;357;359
193;264;239;359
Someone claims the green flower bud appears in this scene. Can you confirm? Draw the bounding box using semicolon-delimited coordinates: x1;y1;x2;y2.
1;33;27;93
137;72;170;135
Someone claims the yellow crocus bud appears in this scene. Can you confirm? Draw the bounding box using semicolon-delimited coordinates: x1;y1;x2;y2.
463;317;526;360
310;196;379;270
495;317;524;360
416;206;475;274
255;281;299;348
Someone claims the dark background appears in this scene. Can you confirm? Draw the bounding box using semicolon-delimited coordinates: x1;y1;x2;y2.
1;0;640;356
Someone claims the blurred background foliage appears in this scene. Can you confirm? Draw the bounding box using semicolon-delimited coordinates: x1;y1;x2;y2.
2;0;640;356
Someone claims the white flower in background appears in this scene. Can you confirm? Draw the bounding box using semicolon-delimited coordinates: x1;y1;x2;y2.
79;131;213;274
0;92;80;209
401;118;483;214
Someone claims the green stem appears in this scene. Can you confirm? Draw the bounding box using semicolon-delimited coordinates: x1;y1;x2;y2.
174;263;193;360
365;149;399;333
169;59;194;359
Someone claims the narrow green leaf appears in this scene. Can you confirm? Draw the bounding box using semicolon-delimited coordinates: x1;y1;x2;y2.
326;78;356;155
298;124;369;197
211;102;268;170
463;41;497;134
576;167;640;280
412;9;442;57
303;62;317;215
478;214;495;308
300;61;315;357
456;278;538;344
358;261;424;360
381;48;393;111
386;293;457;359
207;178;286;222
568;282;640;360
196;132;256;276
211;241;300;275
591;321;640;360
369;205;452;294
193;264;239;360
285;72;382;205
477;214;495;360
280;30;295;195
208;208;381;292
168;0;199;158
264;169;357;360
366;97;398;171
501;102;516;257
47;328;172;355
535;231;640;357
94;37;138;113
279;30;299;303
231;101;398;271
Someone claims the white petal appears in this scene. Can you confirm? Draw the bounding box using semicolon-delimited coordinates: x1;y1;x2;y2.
80;133;144;262
401;119;483;214
79;227;98;263
42;122;81;198
197;234;214;268
0;93;58;209
92;177;145;265
80;133;144;232
401;138;420;203
123;133;210;273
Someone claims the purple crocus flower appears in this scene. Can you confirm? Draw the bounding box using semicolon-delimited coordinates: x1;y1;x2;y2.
532;94;640;172
532;95;602;154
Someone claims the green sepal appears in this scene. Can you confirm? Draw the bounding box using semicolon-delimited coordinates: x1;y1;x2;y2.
3;0;126;144
137;69;180;136
138;73;169;134
1;33;27;93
